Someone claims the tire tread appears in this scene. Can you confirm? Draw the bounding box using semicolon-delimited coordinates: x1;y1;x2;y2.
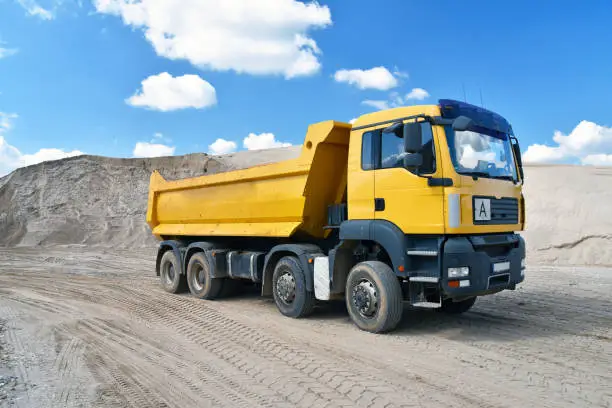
273;256;315;318
346;261;403;333
159;250;186;294
187;252;223;300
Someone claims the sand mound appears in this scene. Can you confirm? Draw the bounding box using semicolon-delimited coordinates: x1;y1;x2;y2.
0;147;301;248
521;164;612;266
1;148;610;265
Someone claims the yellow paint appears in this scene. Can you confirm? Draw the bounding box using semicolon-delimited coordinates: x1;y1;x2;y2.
371;123;446;234
346;127;374;221
147;104;524;241
147;120;351;240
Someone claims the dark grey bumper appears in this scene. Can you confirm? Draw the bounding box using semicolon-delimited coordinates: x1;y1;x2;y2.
441;234;525;298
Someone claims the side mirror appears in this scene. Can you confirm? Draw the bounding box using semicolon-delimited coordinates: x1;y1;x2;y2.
403;122;422;153
452;116;473;131
403;152;423;169
512;141;524;181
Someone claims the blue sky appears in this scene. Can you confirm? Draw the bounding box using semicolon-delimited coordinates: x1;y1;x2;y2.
1;0;612;175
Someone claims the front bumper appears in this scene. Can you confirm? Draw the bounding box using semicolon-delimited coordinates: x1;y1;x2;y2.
441;234;525;298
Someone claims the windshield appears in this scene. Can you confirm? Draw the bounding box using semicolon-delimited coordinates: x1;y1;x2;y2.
446;126;518;181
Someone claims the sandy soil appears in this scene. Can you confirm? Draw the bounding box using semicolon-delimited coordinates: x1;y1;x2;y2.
1;148;612;407
0;247;610;408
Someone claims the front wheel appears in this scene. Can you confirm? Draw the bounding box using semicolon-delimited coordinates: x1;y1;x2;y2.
345;261;403;333
272;256;315;318
439;297;477;314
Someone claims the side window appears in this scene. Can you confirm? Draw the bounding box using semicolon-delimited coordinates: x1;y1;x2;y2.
380;129;404;169
379;122;435;174
361;131;374;170
420;122;435;174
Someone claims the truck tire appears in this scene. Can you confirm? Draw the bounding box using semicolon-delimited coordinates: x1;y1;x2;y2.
186;253;223;300
219;279;240;298
439;297;476;314
345;261;403;333
272;256;315;318
159;250;186;293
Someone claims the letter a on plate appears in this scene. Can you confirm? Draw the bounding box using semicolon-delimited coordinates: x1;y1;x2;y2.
474;198;491;221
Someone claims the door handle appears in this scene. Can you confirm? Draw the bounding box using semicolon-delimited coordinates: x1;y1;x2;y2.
374;198;385;212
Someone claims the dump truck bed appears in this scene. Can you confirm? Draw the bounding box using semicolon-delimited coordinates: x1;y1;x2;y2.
146;121;351;240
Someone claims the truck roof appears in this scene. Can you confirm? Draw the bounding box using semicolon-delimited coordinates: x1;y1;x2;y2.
351;104;441;131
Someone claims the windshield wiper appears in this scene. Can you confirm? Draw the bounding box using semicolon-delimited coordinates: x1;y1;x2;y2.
464;172;514;182
489;175;515;181
466;171;490;180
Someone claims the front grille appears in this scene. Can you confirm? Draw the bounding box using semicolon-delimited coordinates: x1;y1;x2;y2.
473;197;519;225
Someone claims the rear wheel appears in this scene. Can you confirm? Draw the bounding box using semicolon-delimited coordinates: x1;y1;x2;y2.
439;297;477;314
186;253;223;299
272;256;315;318
219;278;242;298
345;261;403;333
159;250;185;293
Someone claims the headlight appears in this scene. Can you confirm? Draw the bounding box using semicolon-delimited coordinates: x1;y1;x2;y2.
521;258;526;269
448;266;470;278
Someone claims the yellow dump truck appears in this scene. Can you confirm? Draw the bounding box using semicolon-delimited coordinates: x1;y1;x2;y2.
147;99;526;333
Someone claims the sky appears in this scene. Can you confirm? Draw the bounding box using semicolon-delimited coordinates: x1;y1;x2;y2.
1;0;612;176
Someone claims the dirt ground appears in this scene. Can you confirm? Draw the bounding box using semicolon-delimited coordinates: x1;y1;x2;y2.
0;248;610;408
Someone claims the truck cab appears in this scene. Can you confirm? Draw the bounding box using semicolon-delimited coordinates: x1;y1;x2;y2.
343;99;525;315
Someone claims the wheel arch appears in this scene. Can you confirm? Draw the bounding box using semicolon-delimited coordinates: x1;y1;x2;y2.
261;244;322;297
339;220;407;277
156;240;185;276
184;242;218;277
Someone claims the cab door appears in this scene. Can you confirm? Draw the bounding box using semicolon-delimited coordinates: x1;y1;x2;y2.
347;129;375;220
373;122;445;234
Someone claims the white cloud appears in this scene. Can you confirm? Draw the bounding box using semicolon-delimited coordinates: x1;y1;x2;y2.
362;100;390;110
132;141;175;158
0;136;23;176
1;113;84;176
208;138;237;155
523;120;612;166
151;132;172;144
127;72;217;112
17;0;54;19
0;47;18;59
243;133;291;150
349;118;357;124
582;154;612;166
393;68;409;79
361;88;430;111
20;148;84;166
405;88;430;100
94;0;331;79
208;133;291;154
334;67;399;91
522;144;565;164
0;112;17;133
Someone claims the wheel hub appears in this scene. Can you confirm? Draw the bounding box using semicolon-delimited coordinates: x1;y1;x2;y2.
163;263;175;285
167;264;175;282
276;272;296;304
192;265;205;291
352;279;378;318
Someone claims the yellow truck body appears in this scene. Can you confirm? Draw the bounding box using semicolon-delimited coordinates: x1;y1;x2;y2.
146;120;351;240
147;100;527;334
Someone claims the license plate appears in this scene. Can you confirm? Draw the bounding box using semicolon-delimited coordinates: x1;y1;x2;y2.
474;198;491;221
493;261;510;273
